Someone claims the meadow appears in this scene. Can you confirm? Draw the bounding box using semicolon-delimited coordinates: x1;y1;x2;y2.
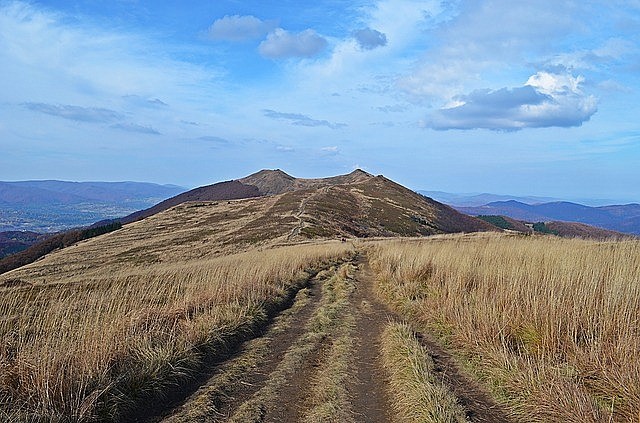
0;242;353;421
369;233;640;422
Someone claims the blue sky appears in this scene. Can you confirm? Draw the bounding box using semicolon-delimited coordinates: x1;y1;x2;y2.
1;0;639;202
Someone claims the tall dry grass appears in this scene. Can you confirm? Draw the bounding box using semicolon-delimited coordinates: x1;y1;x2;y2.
0;242;353;422
368;234;640;422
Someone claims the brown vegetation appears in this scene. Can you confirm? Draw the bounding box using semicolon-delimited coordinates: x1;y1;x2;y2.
0;240;353;421
545;220;634;240
368;234;640;422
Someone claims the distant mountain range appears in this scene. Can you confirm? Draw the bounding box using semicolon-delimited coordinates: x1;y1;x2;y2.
418;190;632;207
0;180;185;233
455;200;640;235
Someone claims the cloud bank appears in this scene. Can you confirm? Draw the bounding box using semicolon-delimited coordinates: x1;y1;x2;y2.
259;29;327;58
427;72;597;131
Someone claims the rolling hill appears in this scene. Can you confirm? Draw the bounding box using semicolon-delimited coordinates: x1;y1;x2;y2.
0;169;496;275
119;169;497;237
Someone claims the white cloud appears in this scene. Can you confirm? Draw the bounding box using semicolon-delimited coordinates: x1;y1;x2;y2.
207;15;276;41
397;0;583;100
0;2;218;102
427;72;597;131
258;28;327;59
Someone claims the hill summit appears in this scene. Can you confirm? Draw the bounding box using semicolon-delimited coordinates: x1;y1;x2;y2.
119;168;496;240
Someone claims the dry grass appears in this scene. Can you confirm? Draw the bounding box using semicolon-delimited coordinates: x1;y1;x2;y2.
0;242;353;422
381;321;468;423
368;233;640;422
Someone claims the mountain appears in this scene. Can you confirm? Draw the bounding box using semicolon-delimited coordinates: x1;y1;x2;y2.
544;221;633;240
119;169;497;237
418;190;631;207
0;183;88;205
1;169;498;273
0;180;185;206
457;200;640;235
0;180;186;232
418;190;560;207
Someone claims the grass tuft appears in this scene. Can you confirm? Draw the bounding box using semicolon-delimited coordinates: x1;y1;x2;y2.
381;322;468;423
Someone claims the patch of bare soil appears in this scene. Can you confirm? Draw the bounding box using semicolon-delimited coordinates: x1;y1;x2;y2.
215;277;325;422
351;254;394;423
416;333;513;423
261;338;330;422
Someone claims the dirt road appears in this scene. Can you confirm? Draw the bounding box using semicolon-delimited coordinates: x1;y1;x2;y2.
141;253;509;423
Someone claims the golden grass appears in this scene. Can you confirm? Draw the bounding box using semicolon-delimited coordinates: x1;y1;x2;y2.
381;322;468;423
368;234;640;422
0;242;353;421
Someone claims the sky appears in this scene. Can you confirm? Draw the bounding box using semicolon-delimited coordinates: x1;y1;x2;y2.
1;0;639;202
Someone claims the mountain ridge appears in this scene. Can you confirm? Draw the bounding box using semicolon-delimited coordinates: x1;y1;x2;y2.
457;200;640;234
119;169;497;237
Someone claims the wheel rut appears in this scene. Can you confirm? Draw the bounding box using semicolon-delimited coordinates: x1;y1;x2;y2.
158;270;327;422
155;252;513;423
350;254;394;422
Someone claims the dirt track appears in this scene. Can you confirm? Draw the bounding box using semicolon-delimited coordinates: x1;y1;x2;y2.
147;253;510;422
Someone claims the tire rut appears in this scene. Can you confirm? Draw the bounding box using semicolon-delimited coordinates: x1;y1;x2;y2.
157;270;328;422
351;254;394;423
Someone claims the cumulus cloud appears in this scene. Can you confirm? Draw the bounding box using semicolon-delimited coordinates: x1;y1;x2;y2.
353;28;387;50
207;15;276;41
263;109;346;129
427;72;597;131
24;103;124;123
259;28;327;59
110;122;161;135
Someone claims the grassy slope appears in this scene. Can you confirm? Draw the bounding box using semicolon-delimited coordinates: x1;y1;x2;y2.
368;234;640;422
0;194;354;421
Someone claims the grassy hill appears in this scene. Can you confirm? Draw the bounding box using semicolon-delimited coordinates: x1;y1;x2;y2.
1;170;638;422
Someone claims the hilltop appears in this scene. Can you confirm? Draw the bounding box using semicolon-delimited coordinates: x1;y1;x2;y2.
0;169;495;275
119;169;496;237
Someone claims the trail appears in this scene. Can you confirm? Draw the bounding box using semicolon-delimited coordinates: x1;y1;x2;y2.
148;252;511;423
350;254;394;422
287;187;330;241
287;192;311;241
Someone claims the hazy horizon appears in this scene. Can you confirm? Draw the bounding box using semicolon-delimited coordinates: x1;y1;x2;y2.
1;1;639;202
